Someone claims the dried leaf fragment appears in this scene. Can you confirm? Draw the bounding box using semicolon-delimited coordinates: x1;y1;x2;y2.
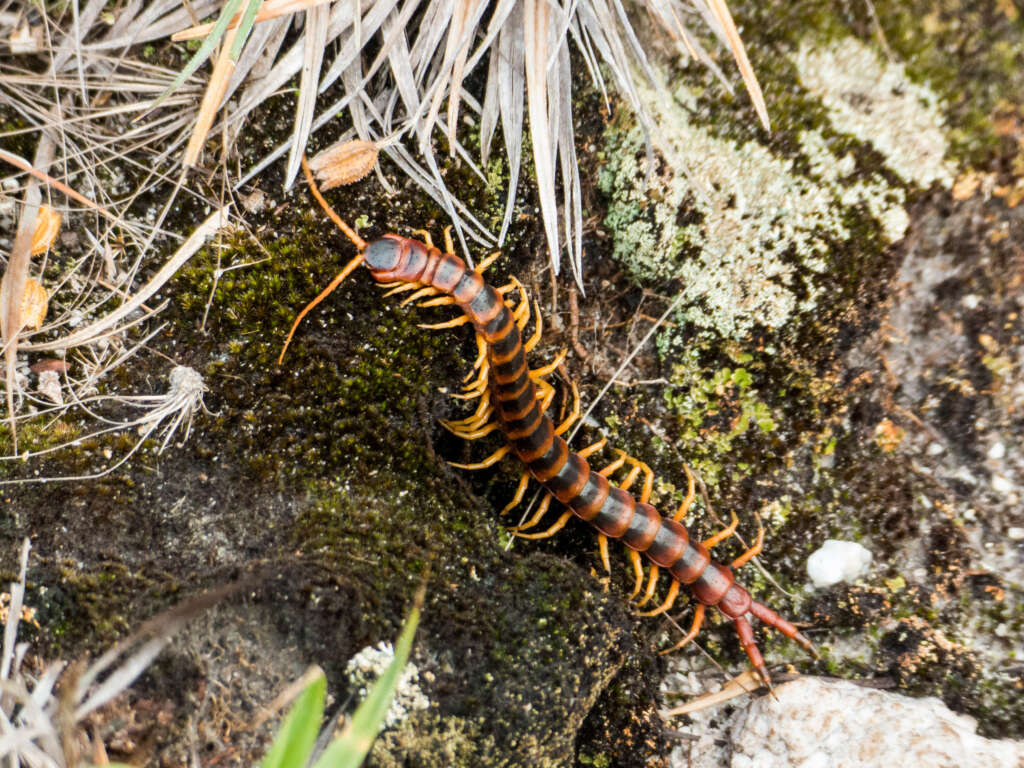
21;278;48;330
8;22;42;54
30;205;61;255
308;140;380;190
37;370;62;405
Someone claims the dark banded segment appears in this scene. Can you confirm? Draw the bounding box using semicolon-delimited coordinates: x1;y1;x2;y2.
345;234;818;688
621;502;661;552
589;487;636;538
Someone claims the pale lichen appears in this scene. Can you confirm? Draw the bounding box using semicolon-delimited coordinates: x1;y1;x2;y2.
599;35;952;342
793;37;955;189
345;641;430;729
599;74;840;339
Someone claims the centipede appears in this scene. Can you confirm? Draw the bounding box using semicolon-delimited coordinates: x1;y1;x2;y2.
281;157;819;689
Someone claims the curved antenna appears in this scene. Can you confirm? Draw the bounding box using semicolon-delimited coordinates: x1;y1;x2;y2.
278;157;369;365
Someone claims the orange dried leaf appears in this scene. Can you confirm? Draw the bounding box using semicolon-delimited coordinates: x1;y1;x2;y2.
30;205;61;255
874;418;904;453
951;172;980;201
309;140;379;189
21;278;48;330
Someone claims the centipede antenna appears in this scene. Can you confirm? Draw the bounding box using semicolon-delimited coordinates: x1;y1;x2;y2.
301;156;367;251
279;158;370;365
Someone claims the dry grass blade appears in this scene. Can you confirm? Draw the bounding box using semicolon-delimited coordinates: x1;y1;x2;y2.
22;205;232;352
0;130;53;453
523;0;560;274
184;28;240;166
283;2;329;187
172;0;330;41
705;0;769;130
661;668;765;716
74;581;247;719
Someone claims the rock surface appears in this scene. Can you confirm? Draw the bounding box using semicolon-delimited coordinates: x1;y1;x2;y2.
671;677;1024;768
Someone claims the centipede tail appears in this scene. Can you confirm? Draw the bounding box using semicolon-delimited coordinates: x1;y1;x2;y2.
285;158;819;687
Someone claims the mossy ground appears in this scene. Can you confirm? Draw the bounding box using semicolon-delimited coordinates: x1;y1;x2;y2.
2;0;1023;765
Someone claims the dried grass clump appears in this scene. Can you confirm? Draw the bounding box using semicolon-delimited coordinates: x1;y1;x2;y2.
144;0;766;281
1;4;232;475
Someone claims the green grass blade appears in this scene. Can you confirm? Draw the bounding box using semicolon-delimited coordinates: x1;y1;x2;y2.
144;0;247;117
230;0;264;60
261;669;328;768
312;584;425;768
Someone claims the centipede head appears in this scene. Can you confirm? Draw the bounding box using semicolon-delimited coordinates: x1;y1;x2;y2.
363;235;404;272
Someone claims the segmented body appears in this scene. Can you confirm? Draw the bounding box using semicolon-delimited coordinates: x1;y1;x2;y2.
359;233;814;681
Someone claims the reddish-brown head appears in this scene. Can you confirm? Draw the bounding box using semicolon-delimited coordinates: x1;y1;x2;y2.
363;235;405;273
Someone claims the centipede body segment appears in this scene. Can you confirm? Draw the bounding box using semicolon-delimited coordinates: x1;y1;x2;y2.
283;158;819;688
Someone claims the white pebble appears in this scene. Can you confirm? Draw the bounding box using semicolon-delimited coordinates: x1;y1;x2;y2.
991;474;1013;494
1007;527;1024;541
806;539;873;588
962;294;981;309
988;442;1006;460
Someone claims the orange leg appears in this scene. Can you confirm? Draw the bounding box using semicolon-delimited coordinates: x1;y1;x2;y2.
671;465;696;522
627;550;645;599
553;381;581;436
530;348;567;380
703;511;739;549
420;315;470;331
410;228;434;248
523;300;543;353
636;580;680;617
510;494;552;533
449;444;510;470
636;565;659;607
514;508;573;539
501;470;531;514
730;516;764;570
658;603;706;655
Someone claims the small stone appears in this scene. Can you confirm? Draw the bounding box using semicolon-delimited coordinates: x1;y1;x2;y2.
991;474;1013;494
927;442;945;455
962;294;981;309
1007;527;1024;541
988;442;1006;460
806;539;873;588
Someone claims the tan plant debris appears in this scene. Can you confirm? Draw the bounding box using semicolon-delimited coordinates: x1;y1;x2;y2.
30;204;61;255
309;140;380;189
20;277;47;330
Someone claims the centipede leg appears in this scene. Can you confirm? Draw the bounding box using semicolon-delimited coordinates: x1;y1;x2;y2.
449;444;511;470
420;315;470;330
523;301;543;354
636;565;659;607
703;511;739;549
501;470;532;514
730;515;765;569
659;603;706;655
509;493;552;532
411;228;434;248
671;466;695;522
553;381;581;436
627;550;644;599
476;250;502;273
514;507;573;539
734;615;772;690
636;579;680;617
530;348;568;380
442;225;454;255
747;600;819;658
